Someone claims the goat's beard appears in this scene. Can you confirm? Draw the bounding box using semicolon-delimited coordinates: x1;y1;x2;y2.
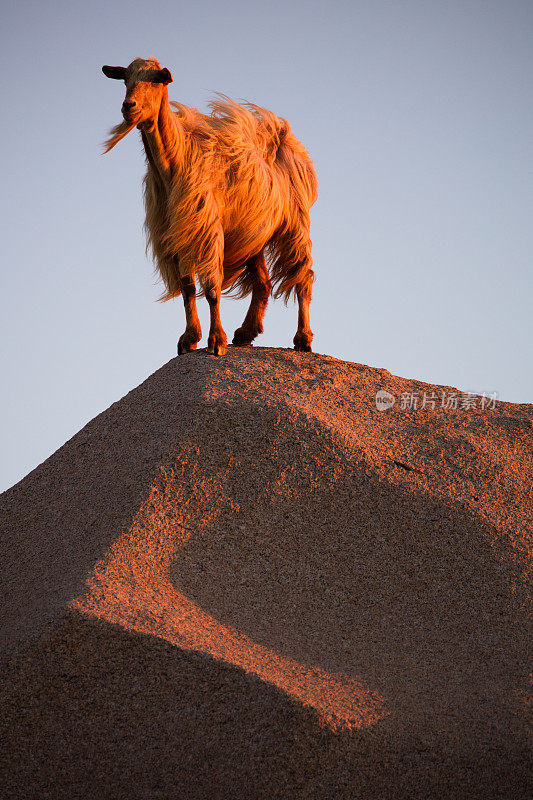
103;120;136;153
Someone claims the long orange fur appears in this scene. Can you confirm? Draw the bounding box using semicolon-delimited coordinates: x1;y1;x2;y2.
105;58;317;301
103;57;318;353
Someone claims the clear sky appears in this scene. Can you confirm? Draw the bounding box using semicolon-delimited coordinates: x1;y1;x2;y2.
1;0;532;491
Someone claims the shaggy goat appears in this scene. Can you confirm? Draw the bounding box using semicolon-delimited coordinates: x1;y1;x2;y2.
102;57;318;355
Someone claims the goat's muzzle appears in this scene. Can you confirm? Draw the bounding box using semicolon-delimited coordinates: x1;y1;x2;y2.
122;100;137;119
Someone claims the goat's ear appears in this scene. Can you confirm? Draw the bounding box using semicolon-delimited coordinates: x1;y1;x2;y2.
155;67;173;85
102;65;126;80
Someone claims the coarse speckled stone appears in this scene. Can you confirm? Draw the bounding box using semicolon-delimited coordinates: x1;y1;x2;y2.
1;347;531;799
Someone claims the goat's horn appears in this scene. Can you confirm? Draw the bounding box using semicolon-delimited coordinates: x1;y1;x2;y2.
102;65;126;80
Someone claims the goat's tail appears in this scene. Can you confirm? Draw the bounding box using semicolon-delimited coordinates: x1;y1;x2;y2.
267;125;317;301
276;122;318;209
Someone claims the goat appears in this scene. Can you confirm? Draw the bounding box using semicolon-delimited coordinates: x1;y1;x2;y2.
102;57;318;355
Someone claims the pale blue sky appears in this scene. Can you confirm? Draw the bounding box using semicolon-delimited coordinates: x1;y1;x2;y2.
1;0;532;491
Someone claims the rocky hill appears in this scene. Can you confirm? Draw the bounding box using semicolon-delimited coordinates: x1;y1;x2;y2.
1;347;531;799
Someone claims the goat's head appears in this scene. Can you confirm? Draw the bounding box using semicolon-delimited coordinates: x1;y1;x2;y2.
102;57;173;138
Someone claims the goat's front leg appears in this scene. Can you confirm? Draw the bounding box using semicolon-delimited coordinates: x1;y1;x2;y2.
204;272;227;356
178;274;202;355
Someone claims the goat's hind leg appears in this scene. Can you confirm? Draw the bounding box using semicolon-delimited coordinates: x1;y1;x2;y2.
178;274;202;355
293;266;314;352
275;211;314;352
233;251;272;346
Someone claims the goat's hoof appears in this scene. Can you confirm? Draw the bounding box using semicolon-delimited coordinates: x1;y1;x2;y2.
177;334;199;355
232;327;255;346
293;331;313;352
207;333;227;356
